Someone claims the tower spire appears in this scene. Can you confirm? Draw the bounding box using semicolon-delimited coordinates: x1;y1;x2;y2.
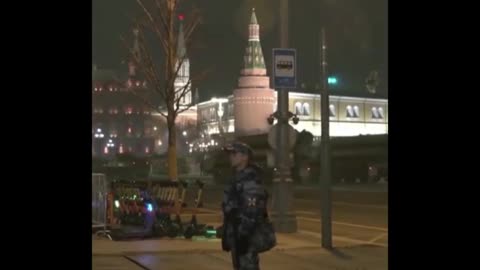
250;8;258;25
241;8;266;75
177;15;187;59
174;14;192;105
129;28;140;77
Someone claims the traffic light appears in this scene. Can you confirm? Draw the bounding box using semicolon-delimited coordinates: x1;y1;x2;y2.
327;77;338;85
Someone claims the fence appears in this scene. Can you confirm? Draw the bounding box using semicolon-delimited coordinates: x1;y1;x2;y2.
92;173;111;239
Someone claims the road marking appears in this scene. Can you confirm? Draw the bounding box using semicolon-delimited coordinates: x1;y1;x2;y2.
202;206;388;232
297;217;388;232
296;210;319;215
296;199;388;209
207;201;387;210
298;230;388;248
368;233;388;243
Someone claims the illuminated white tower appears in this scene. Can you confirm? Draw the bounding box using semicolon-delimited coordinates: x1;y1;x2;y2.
233;8;276;136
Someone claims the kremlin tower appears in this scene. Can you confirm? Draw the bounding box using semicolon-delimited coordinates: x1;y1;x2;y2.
174;15;192;106
233;8;276;137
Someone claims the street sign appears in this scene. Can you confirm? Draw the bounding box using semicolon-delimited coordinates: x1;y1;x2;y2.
272;48;296;89
268;124;297;150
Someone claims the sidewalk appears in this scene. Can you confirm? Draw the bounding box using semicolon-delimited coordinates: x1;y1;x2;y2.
93;233;388;270
93;232;322;256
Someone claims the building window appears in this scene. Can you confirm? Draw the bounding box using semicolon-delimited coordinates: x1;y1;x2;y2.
104;147;109;154
378;107;385;119
128;127;132;134
302;103;310;116
329;104;336;117
119;145;124;154
109;87;113;92
94;107;104;114
145;127;152;136
346;105;360;118
125;106;133;115
295;102;303;115
353;105;360;118
346;106;354;118
145;146;150;153
371;107;385;119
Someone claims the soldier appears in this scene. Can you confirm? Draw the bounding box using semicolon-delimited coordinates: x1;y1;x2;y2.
221;142;275;270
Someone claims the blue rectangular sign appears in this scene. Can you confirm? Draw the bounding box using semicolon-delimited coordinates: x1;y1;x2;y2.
272;48;296;89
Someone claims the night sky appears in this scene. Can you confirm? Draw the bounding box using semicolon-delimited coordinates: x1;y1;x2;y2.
93;0;388;100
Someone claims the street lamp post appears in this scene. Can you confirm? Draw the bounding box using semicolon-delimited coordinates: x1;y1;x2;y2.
319;27;333;249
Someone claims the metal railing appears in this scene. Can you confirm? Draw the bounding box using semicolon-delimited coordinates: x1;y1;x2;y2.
92;173;112;240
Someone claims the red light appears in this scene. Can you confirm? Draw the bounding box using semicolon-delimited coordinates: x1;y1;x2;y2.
178;14;184;21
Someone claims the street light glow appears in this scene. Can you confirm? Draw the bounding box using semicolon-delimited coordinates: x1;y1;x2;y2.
183;131;187;136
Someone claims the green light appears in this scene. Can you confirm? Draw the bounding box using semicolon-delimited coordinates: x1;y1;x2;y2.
328;77;337;85
206;230;216;235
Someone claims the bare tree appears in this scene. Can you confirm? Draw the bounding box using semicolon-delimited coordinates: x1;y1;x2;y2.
123;0;206;181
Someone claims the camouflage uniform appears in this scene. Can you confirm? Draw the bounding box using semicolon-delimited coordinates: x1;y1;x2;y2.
222;164;268;270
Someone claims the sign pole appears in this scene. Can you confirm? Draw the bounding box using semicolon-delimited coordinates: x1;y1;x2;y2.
269;22;298;233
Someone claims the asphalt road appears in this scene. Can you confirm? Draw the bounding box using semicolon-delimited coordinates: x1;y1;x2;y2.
93;185;388;269
181;185;388;248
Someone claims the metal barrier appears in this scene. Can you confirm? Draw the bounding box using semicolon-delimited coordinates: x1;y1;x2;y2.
92;173;112;240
